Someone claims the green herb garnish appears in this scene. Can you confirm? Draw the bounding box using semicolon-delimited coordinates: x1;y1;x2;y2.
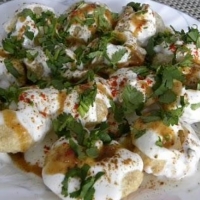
61;164;104;200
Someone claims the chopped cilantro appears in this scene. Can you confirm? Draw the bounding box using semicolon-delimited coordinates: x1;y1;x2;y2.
110;100;125;123
45;46;73;76
158;89;177;104
75;70;95;85
132;127;146;139
176;52;193;67
153;65;185;104
141;115;162;123
141;106;183;126
191;103;200;110
26;70;39;83
69;139;87;159
145;36;156;58
61;164;104;200
85;15;95;26
95;6;111;32
121;85;144;114
126;2;142;11
197;82;200;90
0;85;22;106
155;136;163;147
24;27;34;40
26;50;39;60
131;66;151;77
162;108;183;126
53;113;111;159
17;8;34;18
108;48;127;68
78;84;97;117
180;26;200;48
2;36;26;58
90;122;111;144
52;113;86;142
4;58;22;79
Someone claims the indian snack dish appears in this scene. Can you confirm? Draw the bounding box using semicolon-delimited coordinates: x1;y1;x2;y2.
0;1;200;200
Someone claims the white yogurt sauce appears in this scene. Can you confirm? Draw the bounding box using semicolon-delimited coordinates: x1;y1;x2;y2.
133;121;200;179
42;139;143;200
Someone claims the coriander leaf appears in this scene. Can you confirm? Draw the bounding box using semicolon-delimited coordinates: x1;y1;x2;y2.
85;147;99;158
95;6;111;32
2;38;15;54
176;52;193;67
145;37;155;58
69;138;86;159
4;59;22;78
109;48;127;67
153;82;168;96
155;136;163;147
90;122;111;144
171;26;200;48
153;65;184;99
162;66;184;88
46;46;73;75
0;85;21;106
141;106;183;126
2;36;26;58
52;113;86;143
126;2;142;11
53;114;111;159
122;85;144;114
180;95;189;107
24;29;34;40
132;127;146;139
51;79;71;90
197;82;200;90
162;107;183;126
26;51;39;60
18;8;34;18
191;103;200;110
85;17;95;26
78;85;97;117
87;51;103;59
82;187;95;200
75;70;95;85
185;27;200;47
110;100;125;123
61;164;90;197
61;164;104;200
158;89;177;104
141;115;161;123
27;70;39;83
197;36;200;48
80;171;104;200
187;28;199;42
131;66;150;77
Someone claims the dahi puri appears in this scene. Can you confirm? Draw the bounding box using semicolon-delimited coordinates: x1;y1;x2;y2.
0;65;156;154
0;84;111;153
42;138;143;200
131;119;200;179
4;3;56;49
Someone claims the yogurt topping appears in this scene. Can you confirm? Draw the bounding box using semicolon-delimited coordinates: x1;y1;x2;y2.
42;138;143;200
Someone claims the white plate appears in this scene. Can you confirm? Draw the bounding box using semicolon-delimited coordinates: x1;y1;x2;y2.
0;0;200;200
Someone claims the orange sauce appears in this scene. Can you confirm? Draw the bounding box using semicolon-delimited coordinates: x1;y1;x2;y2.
44;141;78;175
0;49;8;58
134;119;175;148
10;153;42;177
57;91;67;114
3;109;33;152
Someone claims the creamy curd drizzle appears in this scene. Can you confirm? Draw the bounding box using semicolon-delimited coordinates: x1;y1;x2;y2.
0;1;200;200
